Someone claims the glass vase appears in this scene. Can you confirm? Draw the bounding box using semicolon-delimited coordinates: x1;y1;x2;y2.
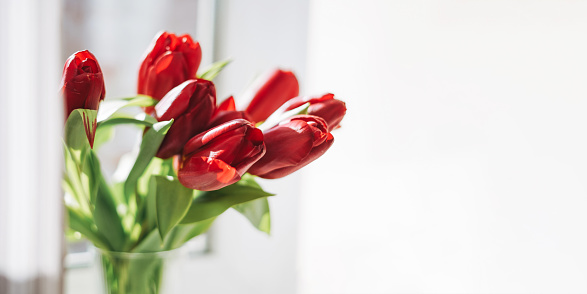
97;247;184;294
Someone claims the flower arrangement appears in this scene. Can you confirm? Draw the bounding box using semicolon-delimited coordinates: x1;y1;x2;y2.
61;31;346;293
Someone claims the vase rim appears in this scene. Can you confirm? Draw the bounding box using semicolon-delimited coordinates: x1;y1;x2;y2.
95;246;183;259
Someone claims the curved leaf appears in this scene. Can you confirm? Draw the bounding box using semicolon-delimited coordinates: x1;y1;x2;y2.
153;176;194;241
233;198;271;235
97;95;158;123
131;218;215;253
123;120;173;203
64;109;97;150
197;58;231;81
98;112;157;129
89;149;127;251
180;176;274;224
66;205;110;250
164;218;216;250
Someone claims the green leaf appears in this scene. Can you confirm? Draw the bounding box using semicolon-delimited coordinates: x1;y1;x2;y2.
197;58;231;81
233;197;271;235
164;218;215;250
81;149;101;204
153;176;194;241
131;218;216;253
180;176;275;224
63;144;126;251
94;112;158;150
91;150;127;251
98;112;157;129
137;158;176;198
123;120;173;203
97;95;158;123
64;109;97;150
62;144;90;213
135;158;176;230
66;205;110;250
143;178;158;231
131;230;164;253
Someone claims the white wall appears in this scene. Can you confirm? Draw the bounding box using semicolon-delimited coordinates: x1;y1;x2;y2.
299;1;587;293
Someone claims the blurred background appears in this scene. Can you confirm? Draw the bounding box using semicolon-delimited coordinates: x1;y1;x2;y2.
2;0;587;293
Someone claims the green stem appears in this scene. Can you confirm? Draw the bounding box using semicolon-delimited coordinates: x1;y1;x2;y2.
100;252;167;294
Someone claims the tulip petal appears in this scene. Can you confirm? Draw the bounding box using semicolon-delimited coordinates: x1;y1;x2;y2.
82;73;105;110
137;31;169;94
284;93;335;111
248;115;333;179
187;79;216;110
258;133;334;179
178;156;240;191
155;80;196;121
176;34;202;76
154;79;216;159
247;119;314;176
141;32;171;69
178;120;265;190
282;94;346;132
156;114;193;159
208;111;252;129
307;99;347;132
242;69;299;123
193;128;248;164
183;119;252;157
233;147;266;176
148;52;190;99
217;96;236;112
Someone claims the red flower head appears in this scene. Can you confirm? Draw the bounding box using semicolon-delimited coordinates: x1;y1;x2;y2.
60;50;105;118
284;93;347;132
178;119;266;191
248;115;334;179
154;79;216;159
242;69;299;123
138;31;202;112
60;50;105;148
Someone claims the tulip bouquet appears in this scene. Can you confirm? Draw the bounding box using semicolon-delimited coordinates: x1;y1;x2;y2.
61;31;346;294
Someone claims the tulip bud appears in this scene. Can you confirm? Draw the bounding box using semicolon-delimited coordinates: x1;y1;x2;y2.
155;79;216;159
60;50;105;148
248;115;334;179
209;96;253;128
284;93;346;132
60;50;105;118
138;31;202;112
178;119;266;191
242;69;299;123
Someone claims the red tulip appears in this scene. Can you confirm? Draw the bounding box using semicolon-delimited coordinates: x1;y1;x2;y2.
248;115;334;179
209;96;253;128
242;69;299;123
138;31;202;112
178;119;266;191
284;93;347;132
60;50;105;148
154;79;216;159
60;50;105;118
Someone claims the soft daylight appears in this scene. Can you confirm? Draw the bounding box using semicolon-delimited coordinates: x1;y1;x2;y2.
1;1;587;294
